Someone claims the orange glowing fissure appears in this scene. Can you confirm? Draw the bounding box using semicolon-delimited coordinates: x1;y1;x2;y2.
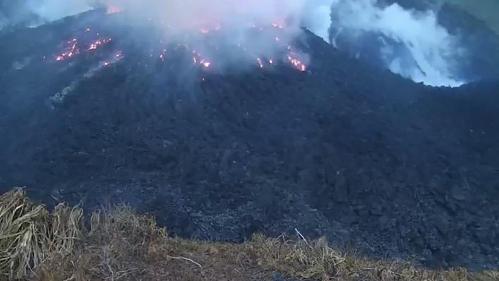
52;20;309;73
55;35;114;62
88;38;112;51
288;56;307;72
56;39;79;61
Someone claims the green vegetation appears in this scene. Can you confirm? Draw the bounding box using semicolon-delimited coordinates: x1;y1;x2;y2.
443;0;499;35
1;188;498;281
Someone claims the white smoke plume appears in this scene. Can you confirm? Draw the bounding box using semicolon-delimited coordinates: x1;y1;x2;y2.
5;0;334;72
6;0;332;38
27;0;93;22
2;0;467;87
101;0;332;38
329;0;465;87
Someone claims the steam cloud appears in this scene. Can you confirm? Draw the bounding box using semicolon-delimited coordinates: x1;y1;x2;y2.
329;0;465;87
0;0;92;28
100;0;330;61
1;0;333;38
1;0;334;72
1;0;469;87
28;0;93;22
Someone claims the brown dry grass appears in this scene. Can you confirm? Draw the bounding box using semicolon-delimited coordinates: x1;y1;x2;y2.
0;189;497;281
0;188;82;280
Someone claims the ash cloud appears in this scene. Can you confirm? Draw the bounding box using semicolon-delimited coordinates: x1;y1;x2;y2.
329;0;465;87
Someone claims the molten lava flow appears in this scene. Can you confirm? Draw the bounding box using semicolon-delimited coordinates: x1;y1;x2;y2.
51;18;309;74
287;52;307;72
52;27;116;63
256;57;264;68
88;38;112;51
159;49;167;61
192;50;213;70
200;59;211;68
101;51;124;67
56;39;80;62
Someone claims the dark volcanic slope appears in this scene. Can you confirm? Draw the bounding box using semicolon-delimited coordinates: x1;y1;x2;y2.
0;11;498;270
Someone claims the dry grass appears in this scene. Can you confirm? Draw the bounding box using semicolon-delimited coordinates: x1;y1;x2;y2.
247;234;484;281
0;189;497;281
0;188;82;280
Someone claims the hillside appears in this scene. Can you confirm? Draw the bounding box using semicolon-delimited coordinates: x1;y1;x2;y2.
1;189;498;281
443;0;499;35
0;6;498;272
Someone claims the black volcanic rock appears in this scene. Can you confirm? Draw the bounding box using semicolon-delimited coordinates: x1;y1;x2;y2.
0;10;498;270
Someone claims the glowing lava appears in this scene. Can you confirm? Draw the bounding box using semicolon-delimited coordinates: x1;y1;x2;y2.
199;23;222;34
101;51;124;67
287;52;307;72
256;57;264;68
271;19;286;29
56;39;80;62
51;20;309;74
192;50;212;70
88;38;112;51
107;4;123;14
200;59;211;68
53;27;116;63
159;49;167;61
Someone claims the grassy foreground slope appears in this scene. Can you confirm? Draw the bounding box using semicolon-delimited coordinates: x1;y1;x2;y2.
443;0;499;35
0;189;497;281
